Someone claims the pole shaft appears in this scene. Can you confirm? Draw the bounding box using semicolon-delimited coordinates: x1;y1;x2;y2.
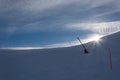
77;37;86;49
108;48;112;70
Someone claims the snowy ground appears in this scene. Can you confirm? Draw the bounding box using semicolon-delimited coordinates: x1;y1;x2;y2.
0;31;120;80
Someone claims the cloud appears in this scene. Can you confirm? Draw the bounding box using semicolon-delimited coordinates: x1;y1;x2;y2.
66;21;120;35
0;0;80;14
0;0;120;34
0;47;44;50
0;0;119;17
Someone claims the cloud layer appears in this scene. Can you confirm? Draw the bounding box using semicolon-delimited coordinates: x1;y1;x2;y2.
0;0;120;48
66;21;120;35
0;0;120;33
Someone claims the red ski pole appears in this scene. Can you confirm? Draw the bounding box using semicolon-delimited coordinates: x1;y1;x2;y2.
108;48;112;70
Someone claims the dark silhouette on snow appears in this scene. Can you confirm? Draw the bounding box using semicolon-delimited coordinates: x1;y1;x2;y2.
77;37;89;54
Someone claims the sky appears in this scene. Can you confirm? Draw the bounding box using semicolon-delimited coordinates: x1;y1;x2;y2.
0;0;120;49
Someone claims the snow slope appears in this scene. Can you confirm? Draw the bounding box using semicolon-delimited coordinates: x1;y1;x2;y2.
0;31;120;80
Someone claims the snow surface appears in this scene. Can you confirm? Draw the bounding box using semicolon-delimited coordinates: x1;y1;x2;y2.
0;31;120;80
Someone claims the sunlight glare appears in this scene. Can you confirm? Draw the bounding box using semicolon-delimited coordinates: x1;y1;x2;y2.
93;35;101;42
88;34;102;43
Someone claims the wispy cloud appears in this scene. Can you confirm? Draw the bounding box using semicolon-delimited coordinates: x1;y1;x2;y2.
0;47;44;50
0;0;80;14
0;0;120;33
66;21;120;35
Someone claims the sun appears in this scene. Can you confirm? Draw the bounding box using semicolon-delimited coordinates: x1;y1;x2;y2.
93;36;101;42
87;34;102;43
83;34;103;44
92;35;102;43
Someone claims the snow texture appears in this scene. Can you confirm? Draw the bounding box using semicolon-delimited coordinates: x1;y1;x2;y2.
0;31;120;80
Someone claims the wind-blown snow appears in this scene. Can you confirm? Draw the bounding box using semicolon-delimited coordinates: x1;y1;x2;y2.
0;31;120;80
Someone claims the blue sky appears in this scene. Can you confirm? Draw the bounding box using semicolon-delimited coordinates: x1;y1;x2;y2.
0;0;120;49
